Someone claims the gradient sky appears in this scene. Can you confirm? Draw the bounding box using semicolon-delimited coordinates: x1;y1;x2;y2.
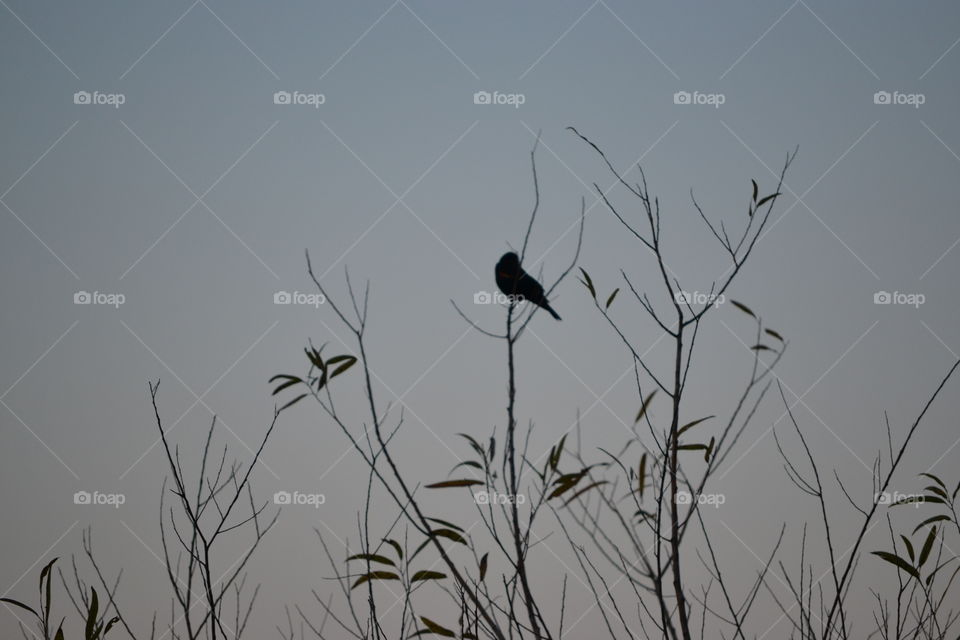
2;1;960;637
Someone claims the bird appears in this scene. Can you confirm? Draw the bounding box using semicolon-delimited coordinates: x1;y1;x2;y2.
495;251;561;320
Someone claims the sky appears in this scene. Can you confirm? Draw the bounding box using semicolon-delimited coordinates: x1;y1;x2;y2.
2;1;960;637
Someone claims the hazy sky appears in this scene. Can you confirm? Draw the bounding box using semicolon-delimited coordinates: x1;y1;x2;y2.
2;1;960;637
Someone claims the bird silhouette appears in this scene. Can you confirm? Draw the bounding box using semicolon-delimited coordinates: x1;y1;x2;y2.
495;251;561;320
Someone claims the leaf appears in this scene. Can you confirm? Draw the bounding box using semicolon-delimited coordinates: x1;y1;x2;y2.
634;391;657;424
920;472;946;489
751;179;758;203
54;626;65;640
550;434;567;471
269;375;302;395
411;570;446;582
764;328;784;342
278;393;308;412
383;538;403;560
425;479;484;489
429;528;467;545
871;551;919;579
677;444;709;452
605;288;619;310
901;535;915;562
637;453;647;498
426;517;464;533
418;616;456;637
85;587;99;640
330;356;358;379
730;300;756;318
756;193;781;208
918;526;937;568
479;553;488;581
104;617;119;636
351;571;400;590
304;347;325;370
578;268;596;299
488;436;495;460
751;344;772;351
913;515;951;535
705;436;715;463
450;460;483;473
924;484;949;500
925;558;958;587
458;434;485;457
0;598;38;617
677;416;714;437
346;553;396;567
563;480;609;506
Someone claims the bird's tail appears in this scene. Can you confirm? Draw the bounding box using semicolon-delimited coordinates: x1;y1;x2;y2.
542;302;561;321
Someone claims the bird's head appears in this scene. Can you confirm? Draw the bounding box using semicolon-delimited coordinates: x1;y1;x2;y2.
498;252;520;270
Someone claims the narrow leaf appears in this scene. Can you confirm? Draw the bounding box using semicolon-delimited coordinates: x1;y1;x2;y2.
579;268;596;299
479;553;488;581
764;328;784;342
871;551;920;579
756;193;781;208
730;300;756;318
346;553;395;567
411;570;446;582
677;416;714;437
634;390;657;424
0;598;38;617
918;526;937;568
351;571;400;590
605;288;619;310
425;479;484;489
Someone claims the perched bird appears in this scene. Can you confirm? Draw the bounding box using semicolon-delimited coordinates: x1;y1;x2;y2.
495;251;561;320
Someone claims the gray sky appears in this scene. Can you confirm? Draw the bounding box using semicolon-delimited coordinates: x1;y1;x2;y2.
2;1;960;637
